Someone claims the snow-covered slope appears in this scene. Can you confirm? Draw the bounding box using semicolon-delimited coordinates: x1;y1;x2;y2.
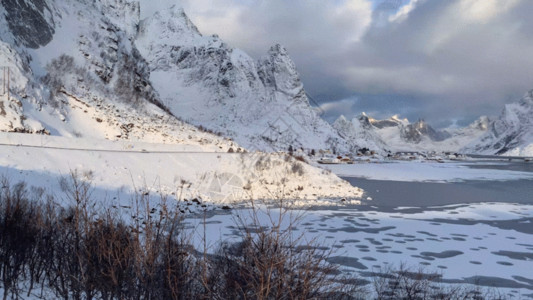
0;40;46;133
333;114;387;153
463;91;533;156
135;6;351;153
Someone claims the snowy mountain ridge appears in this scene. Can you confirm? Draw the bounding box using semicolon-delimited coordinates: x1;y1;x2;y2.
463;91;533;156
1;0;530;159
335;113;491;153
135;5;353;153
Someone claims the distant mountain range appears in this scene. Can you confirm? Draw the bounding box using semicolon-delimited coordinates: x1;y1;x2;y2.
334;113;493;154
334;92;533;156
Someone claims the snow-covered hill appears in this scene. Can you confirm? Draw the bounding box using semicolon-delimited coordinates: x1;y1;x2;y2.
463;91;533;156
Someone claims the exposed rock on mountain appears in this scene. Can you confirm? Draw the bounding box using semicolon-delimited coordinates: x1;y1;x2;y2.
370;115;407;129
0;0;506;157
0;0;365;204
1;0;56;48
400;119;451;144
0;0;235;149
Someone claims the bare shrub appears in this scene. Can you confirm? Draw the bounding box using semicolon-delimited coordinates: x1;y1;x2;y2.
294;155;306;163
0;173;199;300
205;203;349;299
371;264;504;300
0;179;41;300
291;161;305;176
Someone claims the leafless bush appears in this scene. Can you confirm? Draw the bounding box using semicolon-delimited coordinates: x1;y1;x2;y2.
0;173;200;299
293;155;307;163
291;161;305;176
371;264;506;300
204;203;351;299
254;154;272;171
0;179;41;300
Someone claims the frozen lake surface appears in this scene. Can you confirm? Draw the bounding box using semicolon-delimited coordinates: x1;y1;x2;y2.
191;160;533;298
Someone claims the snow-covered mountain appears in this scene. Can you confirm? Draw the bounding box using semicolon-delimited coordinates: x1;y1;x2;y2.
0;0;364;203
400;119;451;143
1;0;509;159
0;0;357;154
463;91;533;156
370;114;408;129
333;114;387;153
357;114;490;152
134;6;350;152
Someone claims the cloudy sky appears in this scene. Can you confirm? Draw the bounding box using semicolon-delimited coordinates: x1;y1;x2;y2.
141;0;533;128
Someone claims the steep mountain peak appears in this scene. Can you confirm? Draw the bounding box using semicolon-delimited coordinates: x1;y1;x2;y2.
268;43;289;56
138;4;204;48
356;113;373;129
135;7;353;152
519;89;533;107
156;5;200;35
414;118;427;129
391;114;408;122
401;118;450;143
258;43;306;102
369;114;406;129
336;114;348;123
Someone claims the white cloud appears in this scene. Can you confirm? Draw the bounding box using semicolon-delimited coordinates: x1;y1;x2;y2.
458;0;521;23
389;0;423;23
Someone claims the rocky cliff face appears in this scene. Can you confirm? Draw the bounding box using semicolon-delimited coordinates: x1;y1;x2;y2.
1;0;56;48
463;91;533;156
2;0;500;156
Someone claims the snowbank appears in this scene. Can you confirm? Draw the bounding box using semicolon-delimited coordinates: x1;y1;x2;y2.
0;133;362;207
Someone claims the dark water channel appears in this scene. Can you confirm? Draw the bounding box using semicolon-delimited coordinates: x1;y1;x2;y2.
343;161;533;210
